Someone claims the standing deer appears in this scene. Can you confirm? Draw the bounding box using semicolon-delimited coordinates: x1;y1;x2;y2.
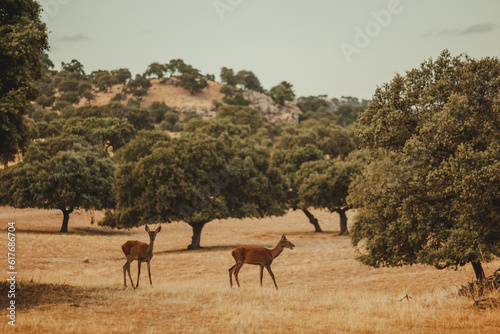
229;233;295;290
122;225;161;288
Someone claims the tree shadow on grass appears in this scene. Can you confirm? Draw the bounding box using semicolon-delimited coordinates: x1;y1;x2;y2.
13;227;131;236
0;280;119;310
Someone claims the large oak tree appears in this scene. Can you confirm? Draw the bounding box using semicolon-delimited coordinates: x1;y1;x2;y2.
104;118;288;249
0;136;115;232
349;50;500;280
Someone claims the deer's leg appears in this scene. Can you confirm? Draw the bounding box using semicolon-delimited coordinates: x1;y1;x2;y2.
229;264;236;287
259;265;264;287
125;259;135;288
123;261;129;287
265;265;278;290
136;260;142;288
147;260;152;286
234;263;243;288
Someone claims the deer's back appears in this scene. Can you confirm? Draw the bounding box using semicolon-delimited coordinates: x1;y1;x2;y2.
122;240;149;260
232;246;273;265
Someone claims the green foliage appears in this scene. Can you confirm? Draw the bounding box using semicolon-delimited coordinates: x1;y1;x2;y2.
184;118;252;140
276;120;355;159
220;68;263;92
81;89;95;105
127;107;154;130
272;144;324;209
165;59;186;77
235;70;263;92
36;94;56;108
0;0;49;164
216;105;266;133
269;81;295;106
61;59;85;77
349;50;500;277
91;70;115;92
111;93;126;102
126;74;151;96
35;119;64;138
223;94;251;106
144;62;166;78
334;104;365;127
219;84;236;97
111;68;132;84
297;96;330;114
0;136;115;231
59;91;80;104
62;117;137;150
297;158;362;212
220;67;238;86
149;101;176;124
178;65;208;95
297;96;337;123
34;76;55;97
112;130;170;163
39;53;54;73
57;79;79;93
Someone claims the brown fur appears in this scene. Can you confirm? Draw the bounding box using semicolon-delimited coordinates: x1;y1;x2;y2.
229;233;294;290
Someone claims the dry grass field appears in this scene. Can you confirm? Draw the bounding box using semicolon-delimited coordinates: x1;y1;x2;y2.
1;206;499;333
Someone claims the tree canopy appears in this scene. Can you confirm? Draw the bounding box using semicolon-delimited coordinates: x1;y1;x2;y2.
349;50;500;280
0;136;115;232
0;0;49;164
269;81;295;106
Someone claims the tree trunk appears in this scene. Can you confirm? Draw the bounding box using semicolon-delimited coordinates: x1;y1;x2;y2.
60;207;74;233
337;209;348;235
302;209;323;232
471;261;485;281
188;221;208;250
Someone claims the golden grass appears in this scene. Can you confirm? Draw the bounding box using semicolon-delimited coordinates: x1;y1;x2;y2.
1;207;499;333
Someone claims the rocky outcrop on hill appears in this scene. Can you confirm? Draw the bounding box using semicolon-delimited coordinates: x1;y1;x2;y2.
242;90;301;124
178;106;216;120
176;89;301;124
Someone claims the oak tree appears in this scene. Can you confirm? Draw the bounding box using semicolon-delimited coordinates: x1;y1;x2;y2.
349;50;500;280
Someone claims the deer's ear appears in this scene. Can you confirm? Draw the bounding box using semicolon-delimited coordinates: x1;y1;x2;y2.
145;225;150;232
282;233;287;239
155;226;162;233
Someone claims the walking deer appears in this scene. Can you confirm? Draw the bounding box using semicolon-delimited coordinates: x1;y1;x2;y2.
122;225;161;288
229;233;295;290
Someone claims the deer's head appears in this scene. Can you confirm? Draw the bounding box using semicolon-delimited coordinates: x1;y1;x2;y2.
145;225;161;241
281;233;295;250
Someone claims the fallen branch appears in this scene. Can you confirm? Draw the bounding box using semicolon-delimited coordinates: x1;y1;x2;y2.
473;298;500;310
458;268;500;298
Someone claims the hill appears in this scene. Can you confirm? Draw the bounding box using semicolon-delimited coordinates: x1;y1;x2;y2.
71;78;301;123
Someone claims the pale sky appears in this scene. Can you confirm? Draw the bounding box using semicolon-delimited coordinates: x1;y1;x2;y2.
40;0;500;100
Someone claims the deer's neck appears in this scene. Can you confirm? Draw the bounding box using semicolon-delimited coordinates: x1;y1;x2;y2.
147;238;156;256
270;241;284;259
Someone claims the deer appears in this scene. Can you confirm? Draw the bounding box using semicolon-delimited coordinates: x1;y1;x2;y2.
229;233;295;290
121;225;161;289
